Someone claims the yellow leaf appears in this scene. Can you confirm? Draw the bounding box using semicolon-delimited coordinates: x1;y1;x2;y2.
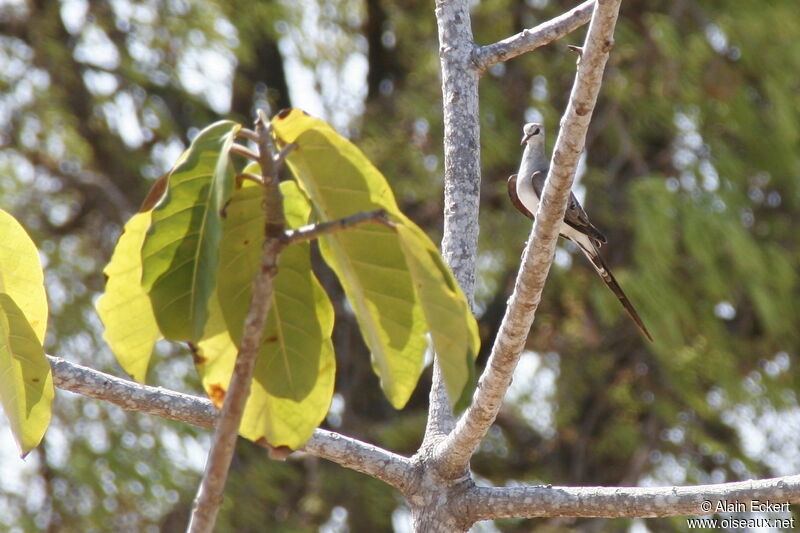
0;293;53;457
96;211;161;382
0;210;47;343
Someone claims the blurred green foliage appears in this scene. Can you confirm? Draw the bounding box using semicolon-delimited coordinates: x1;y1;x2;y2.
1;0;799;531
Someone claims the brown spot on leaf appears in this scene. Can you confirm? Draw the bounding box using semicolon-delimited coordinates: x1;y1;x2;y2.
208;384;226;408
263;336;278;344
243;239;250;245
267;445;293;461
139;173;170;212
188;342;207;364
32;378;40;383
276;108;292;119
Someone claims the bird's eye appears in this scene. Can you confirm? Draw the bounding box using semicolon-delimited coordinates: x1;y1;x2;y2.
532;127;540;135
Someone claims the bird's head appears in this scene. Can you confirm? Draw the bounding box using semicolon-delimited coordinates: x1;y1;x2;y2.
520;122;544;146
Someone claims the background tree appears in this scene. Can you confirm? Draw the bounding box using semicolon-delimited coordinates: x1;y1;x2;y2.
1;0;799;531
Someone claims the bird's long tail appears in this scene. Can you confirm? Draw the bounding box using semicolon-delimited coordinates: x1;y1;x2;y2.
576;243;654;342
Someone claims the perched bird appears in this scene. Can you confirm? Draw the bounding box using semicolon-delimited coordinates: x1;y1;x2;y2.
508;122;653;342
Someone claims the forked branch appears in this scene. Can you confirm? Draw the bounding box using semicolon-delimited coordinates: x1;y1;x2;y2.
433;0;623;480
425;0;600;457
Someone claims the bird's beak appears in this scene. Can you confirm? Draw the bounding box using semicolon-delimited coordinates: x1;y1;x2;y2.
520;132;532;146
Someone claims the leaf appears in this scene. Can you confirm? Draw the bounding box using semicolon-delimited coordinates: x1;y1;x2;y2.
194;178;335;447
0;210;47;343
395;223;479;402
272;109;479;406
0;293;53;457
96;211;161;382
141;121;240;342
197;307;335;450
216;180;331;400
272;109;428;408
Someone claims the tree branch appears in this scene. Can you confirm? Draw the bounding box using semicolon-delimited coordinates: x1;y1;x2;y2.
433;0;623;480
284;209;393;244
422;0;483;453
187;113;287;533
48;354;800;523
47;355;414;491
460;477;800;521
48;355;219;426
473;0;595;72
304;429;414;492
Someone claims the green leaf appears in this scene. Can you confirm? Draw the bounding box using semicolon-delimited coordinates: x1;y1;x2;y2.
0;293;53;457
141;121;240;342
194;178;335;447
96;211;161;382
198;321;335;451
395;223;479;402
216;180;331;400
272;110;428;408
272;109;478;407
0;210;47;343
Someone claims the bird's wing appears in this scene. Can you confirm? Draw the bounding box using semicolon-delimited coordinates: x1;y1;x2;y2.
527;171;607;247
507;174;534;219
568;233;654;342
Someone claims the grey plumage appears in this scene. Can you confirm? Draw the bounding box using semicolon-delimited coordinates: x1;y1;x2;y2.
508;122;653;342
515;123;607;247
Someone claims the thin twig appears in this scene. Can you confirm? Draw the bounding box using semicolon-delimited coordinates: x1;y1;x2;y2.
46;355;414;490
473;0;595;72
187;114;287;533
284;209;392;244
433;0;623;481
230;143;260;162
567;44;584;57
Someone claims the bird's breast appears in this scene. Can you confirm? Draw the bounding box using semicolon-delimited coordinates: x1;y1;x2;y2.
516;178;540;214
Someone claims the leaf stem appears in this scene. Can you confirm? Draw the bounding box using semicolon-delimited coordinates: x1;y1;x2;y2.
230;143;260;162
237;127;259;143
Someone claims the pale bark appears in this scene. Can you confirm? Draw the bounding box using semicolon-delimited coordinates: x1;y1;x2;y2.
432;0;622;481
48;355;413;491
46;353;800;525
460;477;800;521
422;0;483;448
473;0;595;72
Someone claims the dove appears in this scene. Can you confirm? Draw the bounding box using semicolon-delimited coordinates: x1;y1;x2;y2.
508;122;653;342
